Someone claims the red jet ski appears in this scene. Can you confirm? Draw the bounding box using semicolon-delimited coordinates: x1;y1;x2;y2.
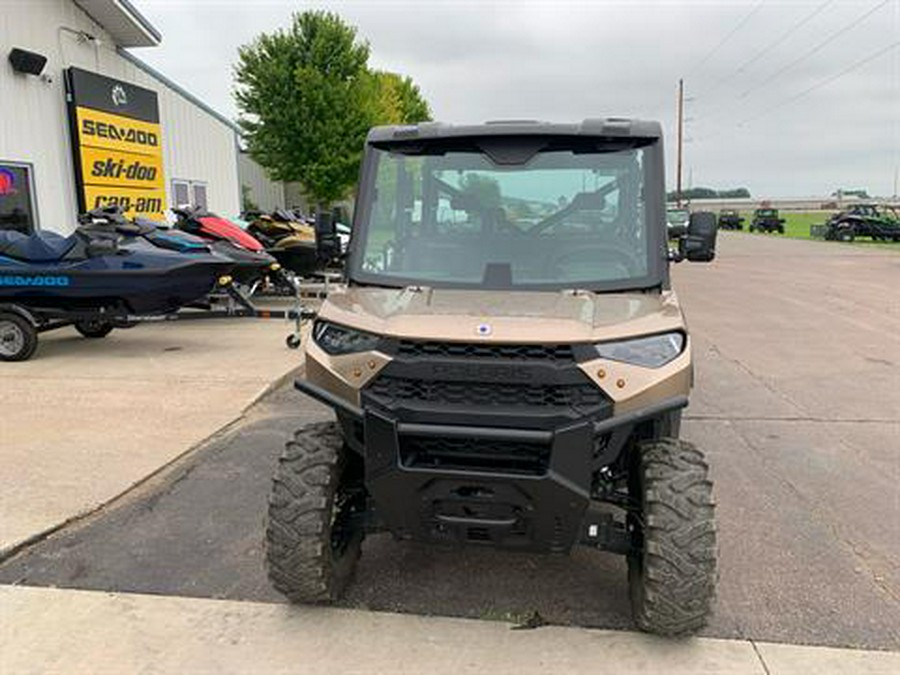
172;206;278;285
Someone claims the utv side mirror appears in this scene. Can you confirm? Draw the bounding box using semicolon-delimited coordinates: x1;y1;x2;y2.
679;211;718;262
315;210;335;237
315;210;341;262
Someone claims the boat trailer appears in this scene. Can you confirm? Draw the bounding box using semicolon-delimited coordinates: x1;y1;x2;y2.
0;278;317;362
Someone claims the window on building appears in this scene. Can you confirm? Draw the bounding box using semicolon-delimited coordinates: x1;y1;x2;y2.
172;179;190;208
192;183;208;211
0;161;38;234
172;179;209;211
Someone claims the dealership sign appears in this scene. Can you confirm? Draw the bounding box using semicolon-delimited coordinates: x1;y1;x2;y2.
65;68;166;220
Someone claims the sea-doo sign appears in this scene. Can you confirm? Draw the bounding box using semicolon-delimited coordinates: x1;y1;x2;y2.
65;68;166;220
0;275;71;287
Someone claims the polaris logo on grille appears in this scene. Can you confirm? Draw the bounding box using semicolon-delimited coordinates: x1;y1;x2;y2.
0;275;71;287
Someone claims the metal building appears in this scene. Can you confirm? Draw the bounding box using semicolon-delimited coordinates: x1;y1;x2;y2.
0;0;279;234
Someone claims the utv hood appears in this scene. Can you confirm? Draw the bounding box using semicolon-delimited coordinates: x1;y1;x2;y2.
319;287;685;343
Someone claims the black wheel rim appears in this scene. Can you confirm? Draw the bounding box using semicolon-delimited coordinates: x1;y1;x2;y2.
330;478;365;557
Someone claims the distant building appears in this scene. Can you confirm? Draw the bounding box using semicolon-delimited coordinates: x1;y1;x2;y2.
669;196;891;212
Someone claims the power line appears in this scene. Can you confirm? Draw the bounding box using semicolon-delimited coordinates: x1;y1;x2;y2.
735;39;900;126
732;0;835;77
647;1;765;118
685;0;766;80
736;0;891;100
694;39;899;142
693;0;892;133
695;0;834;104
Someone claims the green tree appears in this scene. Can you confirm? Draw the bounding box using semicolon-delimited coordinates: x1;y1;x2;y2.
234;11;433;207
832;188;869;199
666;186;752;201
719;187;751;199
235;11;374;205
372;71;431;123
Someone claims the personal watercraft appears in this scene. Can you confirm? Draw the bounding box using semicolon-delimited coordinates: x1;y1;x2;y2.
0;214;314;362
78;206;212;256
172;206;278;285
0;227;233;316
245;210;319;277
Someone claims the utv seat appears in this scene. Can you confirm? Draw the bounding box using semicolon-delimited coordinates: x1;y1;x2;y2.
0;230;79;262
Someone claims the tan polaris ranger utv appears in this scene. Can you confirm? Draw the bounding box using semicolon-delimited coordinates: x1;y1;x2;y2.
266;119;718;635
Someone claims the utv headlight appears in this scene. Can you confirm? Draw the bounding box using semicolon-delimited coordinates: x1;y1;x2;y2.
594;332;684;368
313;321;380;355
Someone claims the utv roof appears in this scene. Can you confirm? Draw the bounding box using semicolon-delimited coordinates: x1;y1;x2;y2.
366;118;663;143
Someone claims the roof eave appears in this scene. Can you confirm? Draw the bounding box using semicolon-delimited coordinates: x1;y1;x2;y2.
75;0;162;48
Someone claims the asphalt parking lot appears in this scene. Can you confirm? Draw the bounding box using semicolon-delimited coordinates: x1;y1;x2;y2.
1;233;898;651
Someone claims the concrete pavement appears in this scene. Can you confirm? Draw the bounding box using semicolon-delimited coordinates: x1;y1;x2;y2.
1;233;899;667
0;314;305;554
2;234;899;649
3;585;898;675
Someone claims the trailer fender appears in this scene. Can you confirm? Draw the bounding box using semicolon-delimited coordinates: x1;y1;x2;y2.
0;303;39;327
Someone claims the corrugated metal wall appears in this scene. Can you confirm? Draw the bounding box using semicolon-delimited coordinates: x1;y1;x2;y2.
282;182;311;214
237;152;285;213
0;0;240;233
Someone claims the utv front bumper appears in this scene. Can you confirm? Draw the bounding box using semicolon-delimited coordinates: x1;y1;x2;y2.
296;378;687;553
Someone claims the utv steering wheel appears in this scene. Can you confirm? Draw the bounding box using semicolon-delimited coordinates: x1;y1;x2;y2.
545;244;643;279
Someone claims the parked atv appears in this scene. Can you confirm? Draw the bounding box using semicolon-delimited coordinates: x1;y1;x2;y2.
749;208;785;234
823;203;900;242
718;209;744;231
264;119;719;636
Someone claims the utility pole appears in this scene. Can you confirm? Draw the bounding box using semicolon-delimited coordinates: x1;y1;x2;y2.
676;78;684;207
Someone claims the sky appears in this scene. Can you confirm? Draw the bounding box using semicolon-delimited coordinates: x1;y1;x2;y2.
133;0;900;198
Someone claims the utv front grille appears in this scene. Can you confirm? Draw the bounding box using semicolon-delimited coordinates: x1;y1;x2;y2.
401;435;550;476
367;376;605;414
397;341;574;362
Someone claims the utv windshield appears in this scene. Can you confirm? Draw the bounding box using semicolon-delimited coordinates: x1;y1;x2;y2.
352;141;657;290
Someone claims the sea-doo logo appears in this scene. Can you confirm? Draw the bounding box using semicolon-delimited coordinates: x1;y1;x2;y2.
81;119;159;148
0;275;71;287
111;84;128;107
